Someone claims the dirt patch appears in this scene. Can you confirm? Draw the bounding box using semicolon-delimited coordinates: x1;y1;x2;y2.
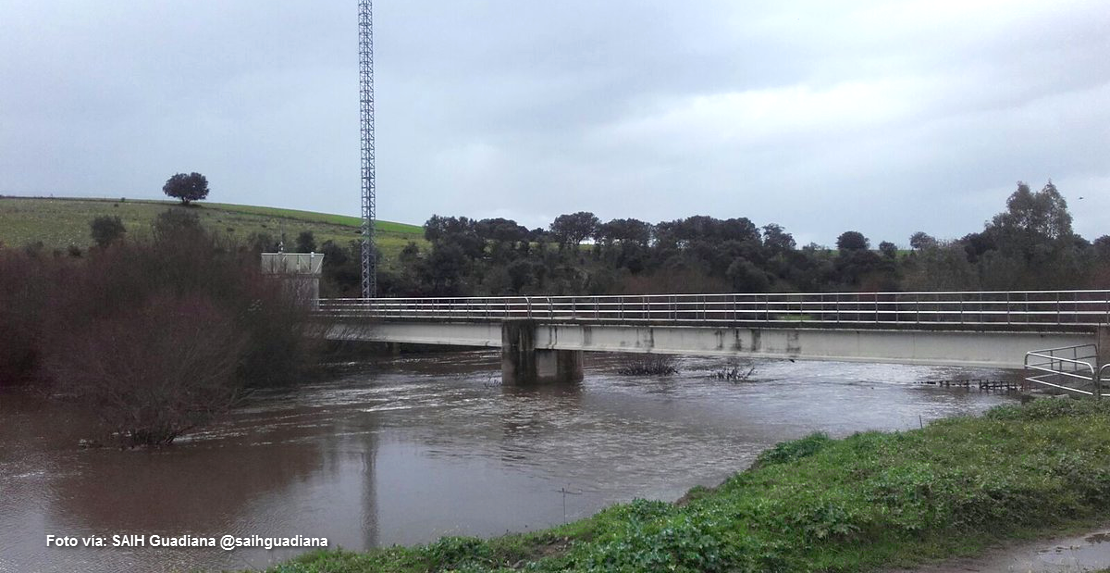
1085;533;1110;544
886;526;1110;573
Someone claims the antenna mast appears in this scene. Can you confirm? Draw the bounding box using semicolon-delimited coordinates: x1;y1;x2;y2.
358;0;377;298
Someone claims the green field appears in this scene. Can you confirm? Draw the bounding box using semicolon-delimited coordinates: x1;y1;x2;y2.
0;197;425;261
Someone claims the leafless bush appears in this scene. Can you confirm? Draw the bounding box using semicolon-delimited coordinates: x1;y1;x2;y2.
2;211;321;442
45;214;319;389
616;354;678;376
712;361;757;381
49;294;246;447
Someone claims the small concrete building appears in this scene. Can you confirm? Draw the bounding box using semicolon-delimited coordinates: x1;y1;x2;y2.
261;252;324;308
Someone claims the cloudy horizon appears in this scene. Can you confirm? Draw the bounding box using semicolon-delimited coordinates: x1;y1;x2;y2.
1;1;1106;247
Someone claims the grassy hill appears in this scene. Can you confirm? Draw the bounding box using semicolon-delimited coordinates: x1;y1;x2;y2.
0;197;425;261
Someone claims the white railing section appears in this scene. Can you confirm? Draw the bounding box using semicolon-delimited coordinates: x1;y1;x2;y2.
1024;344;1104;398
317;290;1110;328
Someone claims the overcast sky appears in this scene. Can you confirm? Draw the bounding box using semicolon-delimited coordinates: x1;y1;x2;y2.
1;1;1107;246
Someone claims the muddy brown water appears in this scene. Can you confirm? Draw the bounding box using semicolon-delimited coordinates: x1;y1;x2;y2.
1;352;1020;572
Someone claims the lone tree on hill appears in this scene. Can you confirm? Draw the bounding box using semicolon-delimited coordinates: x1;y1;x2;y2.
163;172;210;205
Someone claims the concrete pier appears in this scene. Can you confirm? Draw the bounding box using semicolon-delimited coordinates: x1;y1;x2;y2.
501;320;583;385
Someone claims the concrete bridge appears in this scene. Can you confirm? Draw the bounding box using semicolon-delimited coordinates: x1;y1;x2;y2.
318;290;1110;387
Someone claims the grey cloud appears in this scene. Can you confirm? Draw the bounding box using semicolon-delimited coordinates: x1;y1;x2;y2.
1;0;1107;246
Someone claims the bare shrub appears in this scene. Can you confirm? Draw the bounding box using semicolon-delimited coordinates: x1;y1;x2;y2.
47;212;320;389
1;209;320;442
712;361;757;381
617;354;678;376
1;204;324;448
49;294;245;447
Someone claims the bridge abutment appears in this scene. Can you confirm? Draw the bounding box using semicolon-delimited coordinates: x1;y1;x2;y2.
501;320;583;385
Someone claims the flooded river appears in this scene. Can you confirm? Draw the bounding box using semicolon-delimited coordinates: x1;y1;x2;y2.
0;352;1018;572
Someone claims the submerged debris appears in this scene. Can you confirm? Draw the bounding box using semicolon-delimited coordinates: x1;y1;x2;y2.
921;378;1022;391
616;355;678;376
712;364;757;382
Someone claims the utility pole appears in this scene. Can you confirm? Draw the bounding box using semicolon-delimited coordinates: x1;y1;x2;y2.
358;0;377;298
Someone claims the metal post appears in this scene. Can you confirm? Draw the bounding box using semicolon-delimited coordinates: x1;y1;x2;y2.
358;0;377;298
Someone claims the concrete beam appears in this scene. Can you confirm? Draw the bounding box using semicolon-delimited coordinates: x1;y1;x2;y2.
326;321;1096;370
326;322;501;348
533;324;1094;370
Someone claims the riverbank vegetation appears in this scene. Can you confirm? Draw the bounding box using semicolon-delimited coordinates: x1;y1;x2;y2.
311;181;1106;297
263;398;1110;572
0;209;319;446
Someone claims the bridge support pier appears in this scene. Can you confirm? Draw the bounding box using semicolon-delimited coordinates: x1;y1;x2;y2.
501;320;583;385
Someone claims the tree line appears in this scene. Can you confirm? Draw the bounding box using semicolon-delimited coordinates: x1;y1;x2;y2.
316;181;1108;298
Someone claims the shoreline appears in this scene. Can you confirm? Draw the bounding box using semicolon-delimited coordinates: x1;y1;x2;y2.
254;398;1110;573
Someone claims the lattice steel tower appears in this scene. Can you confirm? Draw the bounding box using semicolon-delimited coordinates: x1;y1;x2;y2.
358;0;377;298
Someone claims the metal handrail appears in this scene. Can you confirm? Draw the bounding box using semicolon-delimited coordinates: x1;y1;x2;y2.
316;289;1110;328
1024;374;1096;396
1026;343;1099;354
325;289;1110;299
1024;344;1103;399
1024;353;1098;370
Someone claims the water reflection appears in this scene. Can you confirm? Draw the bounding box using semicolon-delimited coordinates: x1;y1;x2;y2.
1;351;1017;572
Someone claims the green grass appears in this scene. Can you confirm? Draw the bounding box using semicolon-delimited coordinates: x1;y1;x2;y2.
0;197;425;262
258;398;1110;573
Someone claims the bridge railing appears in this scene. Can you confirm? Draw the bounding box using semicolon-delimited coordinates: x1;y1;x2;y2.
1024;344;1103;398
317;290;1110;327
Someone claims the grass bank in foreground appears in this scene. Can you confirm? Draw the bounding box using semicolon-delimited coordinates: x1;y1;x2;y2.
261;399;1110;573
